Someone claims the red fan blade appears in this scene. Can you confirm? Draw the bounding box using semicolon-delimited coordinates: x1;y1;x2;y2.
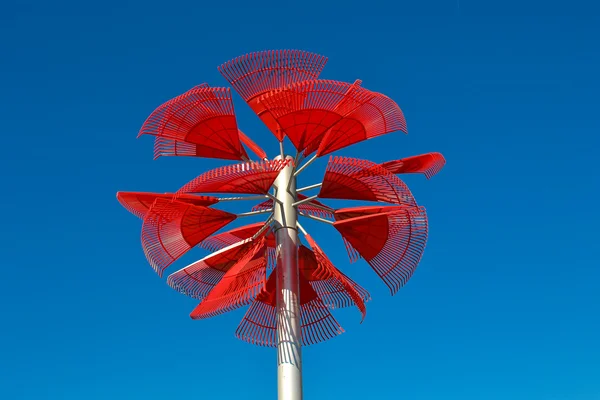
315;91;407;156
380;152;446;179
302;236;370;321
199;222;263;252
334;205;410;221
252;194;334;221
238;130;268;160
218;50;328;141
333;206;428;295
116;191;218;219
199;223;277;252
256;79;372;152
141;198;236;277
176;158;291;195
335;205;412;263
235;266;344;347
168;232;268;300
319;156;416;206
138;86;249;161
189;238;267;319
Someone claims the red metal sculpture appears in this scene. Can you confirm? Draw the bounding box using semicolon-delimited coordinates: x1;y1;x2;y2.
117;49;445;400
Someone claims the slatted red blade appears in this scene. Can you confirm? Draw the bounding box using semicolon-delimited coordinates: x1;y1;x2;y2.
380;152;446;179
218;50;328;141
302;236;369;321
139;85;253;161
235;268;344;347
199;223;277;253
117;191;218;219
189;238;268;319
141;198;237;277
333;206;428;295
334;205;415;263
319;156;417;206
315;90;407;156
238;130;268;160
176;159;291;195
252;194;334;221
334;205;410;221
199;222;262;252
256;79;373;151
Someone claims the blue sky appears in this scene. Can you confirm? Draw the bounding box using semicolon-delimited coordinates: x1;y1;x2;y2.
1;1;599;399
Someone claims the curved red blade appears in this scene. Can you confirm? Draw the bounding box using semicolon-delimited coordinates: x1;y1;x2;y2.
199;222;263;252
176;159;291;195
141;198;236;277
199;223;276;252
334;205;413;263
218;50;328;141
138;85;249;160
380;152;446;179
334;205;411;221
238;130;268;160
319;156;416;206
302;236;370;322
235;266;344;347
256;79;371;151
315;91;407;156
188;238;267;319
117;191;218;219
333;206;428;295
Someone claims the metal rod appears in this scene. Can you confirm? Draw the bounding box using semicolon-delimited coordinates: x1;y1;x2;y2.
266;192;282;204
296;183;322;193
303;200;334;213
298;211;334;225
293;154;318;177
273;155;303;400
296;221;308;235
236;209;273;217
218;195;268;202
252;214;274;240
279;141;285;159
292;195;318;207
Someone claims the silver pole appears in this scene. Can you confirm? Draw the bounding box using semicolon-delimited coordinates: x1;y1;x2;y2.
273;155;302;400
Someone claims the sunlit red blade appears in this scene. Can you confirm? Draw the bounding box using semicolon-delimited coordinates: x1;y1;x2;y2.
116;191;219;219
235;271;344;347
238;130;267;160
167;230;269;300
176;159;291;195
138;86;248;160
302;236;369;321
199;222;263;252
218;50;328;141
313;91;406;156
334;205;410;221
380;152;446;179
141;198;236;277
199;223;276;252
252;194;334;221
319;156;416;206
333;206;428;295
256;79;371;151
189;238;267;319
335;205;412;263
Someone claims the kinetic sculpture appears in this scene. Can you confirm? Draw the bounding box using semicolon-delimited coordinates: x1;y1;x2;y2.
117;50;445;400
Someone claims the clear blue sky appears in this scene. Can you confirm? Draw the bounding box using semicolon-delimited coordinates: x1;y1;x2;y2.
1;1;599;399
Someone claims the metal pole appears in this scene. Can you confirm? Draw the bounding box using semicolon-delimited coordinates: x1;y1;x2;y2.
273;155;302;400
